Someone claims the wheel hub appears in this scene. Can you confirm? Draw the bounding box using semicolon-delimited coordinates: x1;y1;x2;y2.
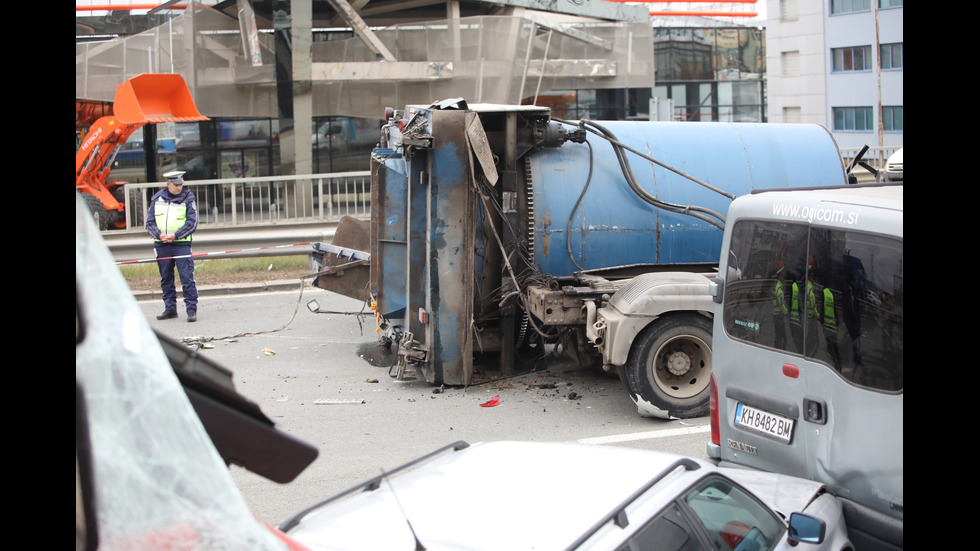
665;350;691;376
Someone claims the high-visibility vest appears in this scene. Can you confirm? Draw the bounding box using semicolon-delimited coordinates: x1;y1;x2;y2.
153;198;192;242
823;287;838;333
790;282;801;326
806;280;819;320
773;281;787;315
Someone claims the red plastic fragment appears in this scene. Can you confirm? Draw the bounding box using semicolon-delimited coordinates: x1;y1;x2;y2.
480;396;500;407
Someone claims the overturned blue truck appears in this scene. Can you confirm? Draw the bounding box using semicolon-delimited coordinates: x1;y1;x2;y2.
311;99;849;419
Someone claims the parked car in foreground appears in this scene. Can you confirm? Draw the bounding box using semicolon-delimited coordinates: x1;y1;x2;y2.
282;440;851;551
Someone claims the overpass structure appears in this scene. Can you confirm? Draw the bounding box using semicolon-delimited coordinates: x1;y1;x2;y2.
76;0;655;120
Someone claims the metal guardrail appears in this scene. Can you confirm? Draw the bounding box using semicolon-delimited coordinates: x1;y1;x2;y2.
839;146;901;172
121;171;372;231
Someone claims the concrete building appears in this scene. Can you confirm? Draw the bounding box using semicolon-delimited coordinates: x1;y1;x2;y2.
764;0;903;150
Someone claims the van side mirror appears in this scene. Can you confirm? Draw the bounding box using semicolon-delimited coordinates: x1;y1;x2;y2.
787;512;826;545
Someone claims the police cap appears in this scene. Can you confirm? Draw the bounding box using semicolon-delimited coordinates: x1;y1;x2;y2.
164;170;186;185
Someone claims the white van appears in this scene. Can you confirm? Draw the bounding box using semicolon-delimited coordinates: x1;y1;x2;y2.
707;183;903;550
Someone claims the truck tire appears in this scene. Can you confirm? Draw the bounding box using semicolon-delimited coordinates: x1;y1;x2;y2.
111;185;145;228
624;313;712;419
81;193;109;231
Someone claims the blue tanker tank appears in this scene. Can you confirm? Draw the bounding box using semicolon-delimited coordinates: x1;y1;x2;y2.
528;120;846;276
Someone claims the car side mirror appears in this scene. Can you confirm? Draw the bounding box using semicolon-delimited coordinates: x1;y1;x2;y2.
787;512;825;545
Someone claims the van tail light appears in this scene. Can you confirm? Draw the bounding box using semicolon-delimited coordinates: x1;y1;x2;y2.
782;363;800;378
709;373;720;446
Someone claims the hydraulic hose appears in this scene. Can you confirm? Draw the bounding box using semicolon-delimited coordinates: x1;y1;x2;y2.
554;118;730;230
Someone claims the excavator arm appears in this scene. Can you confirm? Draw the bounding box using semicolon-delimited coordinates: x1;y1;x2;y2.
76;73;208;229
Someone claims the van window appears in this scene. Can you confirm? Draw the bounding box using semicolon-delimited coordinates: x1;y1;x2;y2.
722;219;903;392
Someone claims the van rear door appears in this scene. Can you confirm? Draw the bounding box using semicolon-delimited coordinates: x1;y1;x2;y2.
710;187;903;527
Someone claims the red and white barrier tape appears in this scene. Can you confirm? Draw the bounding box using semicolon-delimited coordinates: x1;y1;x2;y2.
115;242;314;265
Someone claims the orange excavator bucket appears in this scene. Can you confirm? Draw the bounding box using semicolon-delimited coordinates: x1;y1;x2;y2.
111;73;209;124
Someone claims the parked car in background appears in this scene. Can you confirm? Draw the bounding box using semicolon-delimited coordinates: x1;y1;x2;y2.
281;440;852;551
882;148;903;181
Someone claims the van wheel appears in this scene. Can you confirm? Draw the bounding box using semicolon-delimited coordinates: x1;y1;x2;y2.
625;314;712;419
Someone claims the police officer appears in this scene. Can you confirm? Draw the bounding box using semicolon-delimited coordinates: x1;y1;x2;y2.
146;170;199;322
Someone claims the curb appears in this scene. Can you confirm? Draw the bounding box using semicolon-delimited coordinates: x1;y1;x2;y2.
132;279;310;302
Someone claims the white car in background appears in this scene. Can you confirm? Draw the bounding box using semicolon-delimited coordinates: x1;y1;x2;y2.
883;147;903;181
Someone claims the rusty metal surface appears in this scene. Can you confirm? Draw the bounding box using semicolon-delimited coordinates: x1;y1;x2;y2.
424;109;475;386
312;216;372;302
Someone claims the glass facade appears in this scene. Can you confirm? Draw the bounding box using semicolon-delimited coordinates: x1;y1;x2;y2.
652;27;766;122
312;117;384;173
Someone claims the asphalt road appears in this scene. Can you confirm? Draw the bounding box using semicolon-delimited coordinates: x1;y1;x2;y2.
139;282;712;527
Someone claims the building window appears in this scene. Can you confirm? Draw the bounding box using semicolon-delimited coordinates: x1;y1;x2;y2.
780;0;799;21
832;46;872;72
879;0;902;7
880;43;903;70
882;106;903;132
831;0;870;14
833;107;873;131
782;51;800;76
783;107;802;123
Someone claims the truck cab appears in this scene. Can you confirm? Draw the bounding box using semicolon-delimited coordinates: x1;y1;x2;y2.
707;183;903;550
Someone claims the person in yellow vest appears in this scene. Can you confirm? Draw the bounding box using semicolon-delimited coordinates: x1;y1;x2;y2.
772;268;788;349
822;285;842;369
804;270;821;357
146;171;200;322
789;276;803;352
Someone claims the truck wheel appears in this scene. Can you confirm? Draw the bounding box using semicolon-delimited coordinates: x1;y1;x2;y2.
625;313;712;419
81;193;109;231
111;185;144;228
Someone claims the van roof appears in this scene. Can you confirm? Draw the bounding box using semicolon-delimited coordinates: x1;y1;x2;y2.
750;183;903;211
730;183;903;237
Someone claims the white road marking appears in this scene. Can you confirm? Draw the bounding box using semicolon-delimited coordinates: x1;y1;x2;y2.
576;424;710;445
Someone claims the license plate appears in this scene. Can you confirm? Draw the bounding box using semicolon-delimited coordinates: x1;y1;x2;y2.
734;403;794;443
